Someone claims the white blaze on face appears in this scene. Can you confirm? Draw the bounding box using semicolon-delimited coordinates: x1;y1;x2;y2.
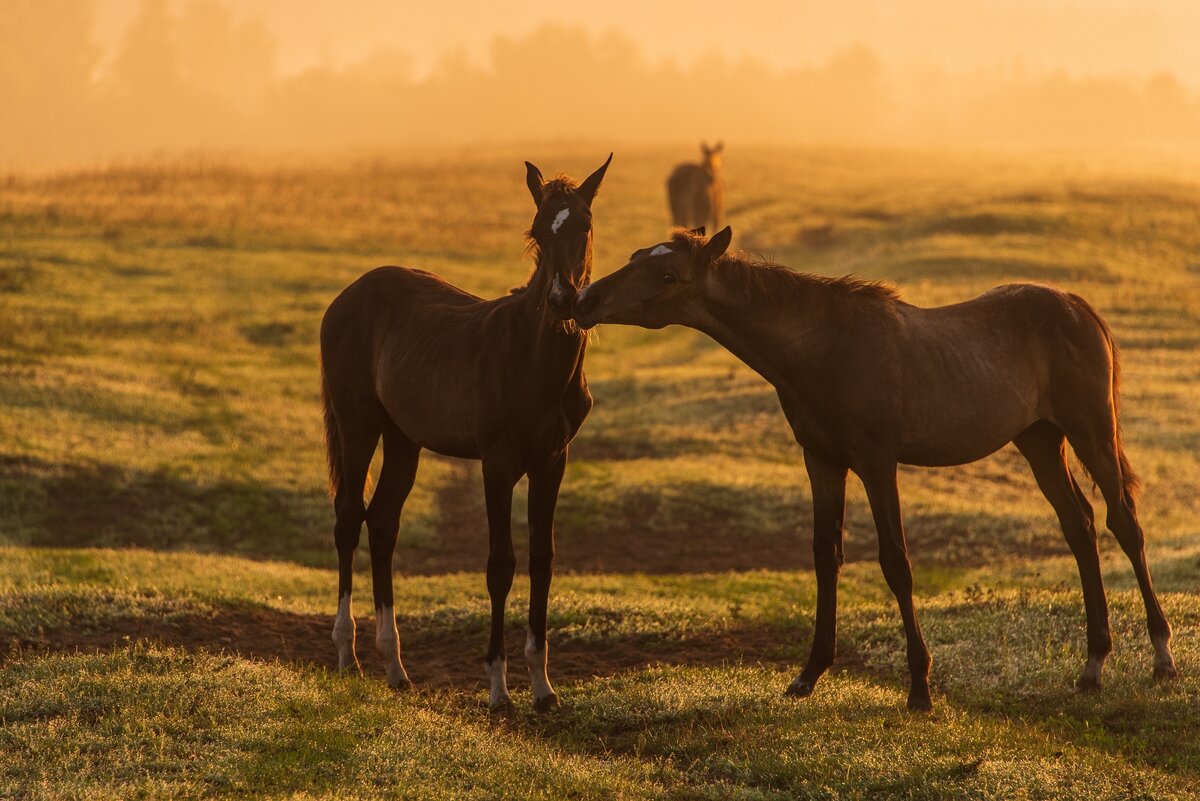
525;627;555;702
485;656;510;710
551;207;570;234
649;244;673;257
375;605;410;688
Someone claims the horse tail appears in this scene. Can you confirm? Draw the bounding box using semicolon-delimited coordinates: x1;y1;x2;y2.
1075;294;1141;504
320;364;343;500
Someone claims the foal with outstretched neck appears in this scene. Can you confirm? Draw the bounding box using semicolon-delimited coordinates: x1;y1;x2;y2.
573;226;1176;711
320;155;611;713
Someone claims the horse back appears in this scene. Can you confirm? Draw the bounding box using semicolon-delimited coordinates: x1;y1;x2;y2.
321;266;497;458
892;283;1112;464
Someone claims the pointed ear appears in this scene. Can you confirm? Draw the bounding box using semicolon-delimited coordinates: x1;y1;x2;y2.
714;140;724;153
689;226;706;237
525;161;544;207
578;152;612;206
701;226;732;264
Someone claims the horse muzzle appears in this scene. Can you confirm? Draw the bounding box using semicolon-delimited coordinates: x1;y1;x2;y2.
547;275;578;320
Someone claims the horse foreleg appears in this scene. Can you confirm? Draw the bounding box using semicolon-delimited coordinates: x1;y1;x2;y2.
482;452;520;714
526;448;567;712
787;451;848;698
860;459;932;711
1068;432;1177;681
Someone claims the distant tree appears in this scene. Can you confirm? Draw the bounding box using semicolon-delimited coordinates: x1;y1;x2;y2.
112;0;181;108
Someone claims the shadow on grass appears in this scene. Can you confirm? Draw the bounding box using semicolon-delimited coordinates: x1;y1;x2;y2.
0;454;328;564
4;600;808;692
2;452;1068;575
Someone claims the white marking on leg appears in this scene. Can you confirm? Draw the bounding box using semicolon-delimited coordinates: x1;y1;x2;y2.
1153;632;1177;677
525;627;556;704
332;594;358;672
485;656;510;710
649;244;673;256
551;207;570;234
375;605;410;688
1080;655;1105;687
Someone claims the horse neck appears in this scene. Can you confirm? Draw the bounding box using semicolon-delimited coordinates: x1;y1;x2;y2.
517;257;587;376
694;264;836;390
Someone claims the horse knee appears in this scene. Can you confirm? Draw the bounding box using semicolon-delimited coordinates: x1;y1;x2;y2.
878;551;914;595
1107;510;1146;556
529;543;554;574
813;529;843;563
486;552;517;596
366;512;399;552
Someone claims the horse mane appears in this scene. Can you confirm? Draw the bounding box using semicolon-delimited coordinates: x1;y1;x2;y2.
668;228;900;310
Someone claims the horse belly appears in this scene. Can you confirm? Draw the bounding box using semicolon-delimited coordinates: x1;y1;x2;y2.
897;372;1040;467
378;373;481;459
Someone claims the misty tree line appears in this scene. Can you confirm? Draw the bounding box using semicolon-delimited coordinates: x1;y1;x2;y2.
4;0;1200;167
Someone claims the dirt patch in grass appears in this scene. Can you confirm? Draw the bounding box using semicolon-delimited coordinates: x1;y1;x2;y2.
5;603;814;692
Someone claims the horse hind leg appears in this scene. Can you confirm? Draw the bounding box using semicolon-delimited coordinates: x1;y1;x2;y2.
1015;421;1112;689
1065;426;1176;681
330;399;385;675
482;449;521;715
366;420;421;690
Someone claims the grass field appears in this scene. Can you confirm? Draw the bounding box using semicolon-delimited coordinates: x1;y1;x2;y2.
2;146;1200;799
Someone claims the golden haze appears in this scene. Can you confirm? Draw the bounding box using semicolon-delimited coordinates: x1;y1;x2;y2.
4;0;1200;168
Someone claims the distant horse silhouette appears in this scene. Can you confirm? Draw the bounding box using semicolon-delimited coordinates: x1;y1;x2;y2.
320;154;612;713
667;141;724;233
573;226;1177;711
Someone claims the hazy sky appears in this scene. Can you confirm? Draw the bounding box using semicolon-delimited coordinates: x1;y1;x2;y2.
90;0;1200;85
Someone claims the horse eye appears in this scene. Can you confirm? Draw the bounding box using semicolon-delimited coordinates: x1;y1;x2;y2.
662;273;676;284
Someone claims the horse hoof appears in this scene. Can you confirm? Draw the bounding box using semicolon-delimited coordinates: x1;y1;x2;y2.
1075;675;1102;692
907;690;933;712
389;677;414;692
489;698;516;717
785;679;815;698
1154;663;1179;682
533;692;560;713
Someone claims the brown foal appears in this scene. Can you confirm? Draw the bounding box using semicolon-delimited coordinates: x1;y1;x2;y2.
320;155;611;713
572;226;1177;711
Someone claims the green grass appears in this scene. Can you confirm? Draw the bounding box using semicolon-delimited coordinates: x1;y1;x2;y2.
2;146;1200;798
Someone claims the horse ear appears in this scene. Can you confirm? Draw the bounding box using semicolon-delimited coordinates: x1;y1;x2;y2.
713;140;724;153
525;161;544;207
701;226;733;264
689;226;706;237
578;152;612;206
